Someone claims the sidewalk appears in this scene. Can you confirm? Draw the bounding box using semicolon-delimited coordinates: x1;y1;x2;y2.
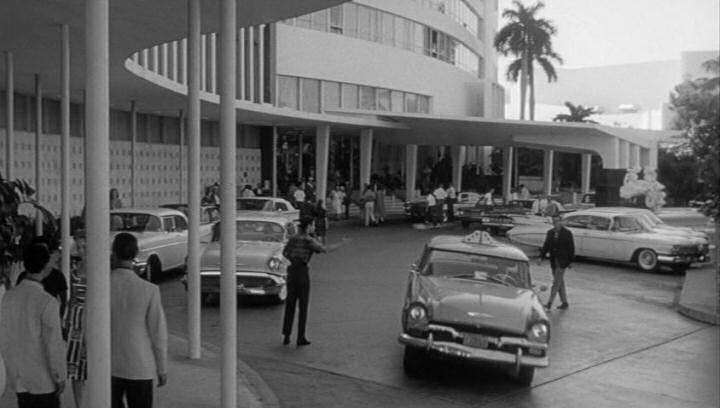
677;263;720;325
1;333;276;408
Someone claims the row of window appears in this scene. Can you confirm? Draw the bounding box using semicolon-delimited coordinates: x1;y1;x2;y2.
410;0;483;39
283;3;483;77
277;75;432;114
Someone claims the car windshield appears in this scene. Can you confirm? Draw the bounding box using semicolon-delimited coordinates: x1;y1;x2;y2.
612;215;649;232
423;250;530;288
237;198;273;211
636;211;663;227
110;213;162;232
212;220;285;242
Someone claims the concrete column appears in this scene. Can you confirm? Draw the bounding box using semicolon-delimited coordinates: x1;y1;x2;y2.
648;144;658;169
200;34;207;91
405;144;417;201
502;146;514;202
315;125;330;203
544;149;554;195
618;140;630;169
238;28;245;99
60;24;71;286
218;0;238;405
581;153;591;194
451;145;466;191
359;128;373;188
186;0;202;360
4;52;13;180
272;126;278;196
247;26;254;102
161;43;169;77
630;143;641;168
640;147;650;168
258;25;264;103
130;101;137;207
209;33;217;93
34;74;43;236
171;40;178;81
84;0;112;405
182;38;188;85
178;110;184;202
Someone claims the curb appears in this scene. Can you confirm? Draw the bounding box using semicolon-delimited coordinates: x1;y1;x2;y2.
677;304;720;325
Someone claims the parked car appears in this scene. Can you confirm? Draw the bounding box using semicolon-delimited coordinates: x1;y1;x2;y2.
110;208;190;279
507;207;709;273
456;199;561;234
159;203;219;241
398;231;550;386
196;214;296;305
236;197;299;221
404;191;480;222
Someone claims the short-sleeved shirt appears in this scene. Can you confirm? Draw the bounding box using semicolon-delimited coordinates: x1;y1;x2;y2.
283;235;324;266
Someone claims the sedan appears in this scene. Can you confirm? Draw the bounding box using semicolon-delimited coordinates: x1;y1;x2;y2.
236;197;299;221
507;207;709;273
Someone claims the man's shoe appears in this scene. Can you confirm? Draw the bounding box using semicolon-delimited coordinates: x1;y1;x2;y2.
557;303;569;310
296;338;311;346
544;302;552;310
282;335;290;345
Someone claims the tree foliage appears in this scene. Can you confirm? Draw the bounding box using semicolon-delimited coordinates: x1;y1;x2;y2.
669;57;720;218
553;101;598;124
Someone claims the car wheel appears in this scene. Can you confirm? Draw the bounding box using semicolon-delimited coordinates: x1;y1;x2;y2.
513;366;535;386
635;249;658;272
670;263;690;274
403;346;429;378
272;284;288;304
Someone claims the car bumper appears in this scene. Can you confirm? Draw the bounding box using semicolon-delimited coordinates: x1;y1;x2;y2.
398;333;549;368
200;272;286;296
657;254;708;264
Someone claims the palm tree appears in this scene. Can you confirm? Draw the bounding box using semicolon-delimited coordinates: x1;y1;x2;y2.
494;1;563;120
553;101;598;123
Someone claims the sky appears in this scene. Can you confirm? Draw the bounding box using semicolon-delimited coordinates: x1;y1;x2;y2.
496;0;720;69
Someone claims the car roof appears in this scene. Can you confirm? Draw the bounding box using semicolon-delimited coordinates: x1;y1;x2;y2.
110;207;186;217
568;207;650;217
230;213;294;223
428;234;530;262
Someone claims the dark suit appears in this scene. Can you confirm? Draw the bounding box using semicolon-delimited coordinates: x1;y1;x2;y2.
541;227;575;306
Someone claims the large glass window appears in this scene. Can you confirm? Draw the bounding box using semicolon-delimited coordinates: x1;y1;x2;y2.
380;13;394;46
278;76;298;110
312;10;328;32
341;83;358;109
359;86;376;110
330;6;344;34
324;81;341;111
301;78;321;113
394;16;409;49
357;6;373;41
391;91;404;112
405;93;418;113
344;3;358;37
296;13;312;29
377;88;391;111
417;95;431;113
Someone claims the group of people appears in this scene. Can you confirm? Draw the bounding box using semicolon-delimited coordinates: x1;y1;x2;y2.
0;232;167;408
424;183;458;226
361;182;387;227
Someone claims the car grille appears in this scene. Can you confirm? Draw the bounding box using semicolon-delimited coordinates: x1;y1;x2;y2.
201;275;275;288
424;323;531;355
676;245;702;256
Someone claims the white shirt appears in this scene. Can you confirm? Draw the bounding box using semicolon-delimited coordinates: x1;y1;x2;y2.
483;192;493;205
426;193;437;206
293;188;306;203
111;267;168;380
433;187;447;201
447;186;457;200
0;279;66;393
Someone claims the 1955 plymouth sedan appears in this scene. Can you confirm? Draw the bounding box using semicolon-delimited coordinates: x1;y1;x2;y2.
507;207;709;273
197;214;294;305
399;231;550;385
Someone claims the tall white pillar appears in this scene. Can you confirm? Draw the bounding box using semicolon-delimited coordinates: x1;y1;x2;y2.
618;140;630;169
209;33;217;94
405;144;417;201
4;52;13;180
34;74;43;236
60;24;71;286
502;146;514;202
581;153;591;194
359;129;373;188
84;0;112;405
218;0;237;406
544;149;554;195
630;143;641;168
315;125;330;203
272;126;278;196
238;28;245;100
186;0;202;360
648;144;658;169
451;145;466;191
247;26;254;102
257;25;265;103
640;147;650;168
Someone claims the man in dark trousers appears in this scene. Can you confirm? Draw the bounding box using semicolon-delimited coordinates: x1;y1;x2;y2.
539;215;575;310
282;216;347;346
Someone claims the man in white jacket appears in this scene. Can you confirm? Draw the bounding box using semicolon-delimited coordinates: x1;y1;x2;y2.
110;233;168;408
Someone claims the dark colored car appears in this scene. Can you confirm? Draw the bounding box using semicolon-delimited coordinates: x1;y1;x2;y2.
457;200;536;233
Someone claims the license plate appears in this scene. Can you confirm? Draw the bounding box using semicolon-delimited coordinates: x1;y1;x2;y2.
463;334;490;348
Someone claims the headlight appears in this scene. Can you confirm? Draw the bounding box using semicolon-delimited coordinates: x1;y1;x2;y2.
406;303;429;329
527;322;549;343
267;256;282;271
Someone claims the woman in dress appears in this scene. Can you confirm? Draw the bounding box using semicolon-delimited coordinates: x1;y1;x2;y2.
109;188;123;209
65;229;88;408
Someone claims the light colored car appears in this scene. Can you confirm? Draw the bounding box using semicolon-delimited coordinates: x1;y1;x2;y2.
404;191;481;221
236;197;299;221
159;203;219;241
197;214;296;305
110;208;190;279
399;231;550;386
507;207;709;273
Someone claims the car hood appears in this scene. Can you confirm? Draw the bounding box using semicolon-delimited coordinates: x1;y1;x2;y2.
200;240;285;273
418;276;541;335
651;225;707;240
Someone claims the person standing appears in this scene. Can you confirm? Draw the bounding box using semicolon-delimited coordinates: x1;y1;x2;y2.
110;233;168;408
110;188;123;210
329;186;343;220
539;215;575;310
432;184;447;224
425;190;437;226
16;236;68;320
374;183;386;224
483;188;495;206
314;200;328;245
519;184;530;200
0;243;66;408
446;183;457;222
362;185;377;227
281;217;346;346
65;229;88;408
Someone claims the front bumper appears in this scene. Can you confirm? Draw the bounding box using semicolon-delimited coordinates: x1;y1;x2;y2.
398;333;549;368
657;254;707;264
199;271;286;296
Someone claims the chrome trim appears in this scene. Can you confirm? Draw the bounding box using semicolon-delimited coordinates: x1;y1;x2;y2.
425;323;547;350
399;333;549;368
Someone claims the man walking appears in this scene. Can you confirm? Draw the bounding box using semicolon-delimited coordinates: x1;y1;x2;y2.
539;215;574;310
0;243;66;408
110;233;168;408
446;183;457;222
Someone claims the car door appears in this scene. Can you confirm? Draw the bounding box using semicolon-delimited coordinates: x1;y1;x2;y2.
277;200;299;221
159;215;183;270
563;214;591;257
581;215;615;259
607;215;644;262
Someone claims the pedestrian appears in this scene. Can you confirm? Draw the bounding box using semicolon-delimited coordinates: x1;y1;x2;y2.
293;182;306;204
110;188;123;209
539;215;575;310
110;233;168;408
433;184;447;224
362;184;377;227
0;243;67;408
374;183;386;224
16;236;68;320
65;229;88;408
483;188;495;206
520;184;530;200
329;186;343;220
314;200;328;245
446;183;457;222
542;195;560;217
240;184;256;198
425;190;437;226
281;217;347;346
